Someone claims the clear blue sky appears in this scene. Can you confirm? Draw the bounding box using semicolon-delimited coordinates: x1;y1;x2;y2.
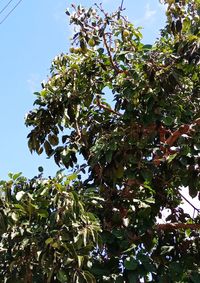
0;0;166;179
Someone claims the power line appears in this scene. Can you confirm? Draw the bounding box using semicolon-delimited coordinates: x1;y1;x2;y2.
0;0;14;15
0;0;23;25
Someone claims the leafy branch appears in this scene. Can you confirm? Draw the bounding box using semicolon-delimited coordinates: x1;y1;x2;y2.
156;223;200;231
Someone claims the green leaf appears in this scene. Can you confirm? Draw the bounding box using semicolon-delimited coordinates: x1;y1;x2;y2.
167;153;178;163
67;172;77;182
81;270;96;283
57;270;69;283
48;134;59;146
141;169;153;182
45;238;54;245
116;277;125;283
162;116;174;126
105;151;113;163
12;172;22;180
77;255;84;268
191;273;200;283
143;44;152;50
124;256;138;271
44;140;52;156
161;246;174;255
38;209;49;218
185;228;191;238
127;271;138;283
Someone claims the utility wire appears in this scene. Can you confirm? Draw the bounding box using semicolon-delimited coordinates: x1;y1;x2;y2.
0;0;14;15
0;0;23;25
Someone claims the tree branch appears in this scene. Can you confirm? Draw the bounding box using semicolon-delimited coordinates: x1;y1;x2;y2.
155;223;200;231
96;95;122;116
128;223;200;244
153;118;200;165
102;33;121;73
165;118;200;147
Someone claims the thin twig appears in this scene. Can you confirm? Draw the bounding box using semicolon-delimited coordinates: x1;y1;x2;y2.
98;103;122;116
102;33;121;73
179;191;200;213
96;95;122;116
75;120;82;138
94;3;107;17
120;0;124;10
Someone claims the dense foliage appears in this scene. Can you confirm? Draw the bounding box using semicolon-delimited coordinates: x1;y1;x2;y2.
0;0;200;282
0;172;101;282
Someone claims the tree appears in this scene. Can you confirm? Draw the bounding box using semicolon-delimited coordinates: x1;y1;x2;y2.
0;0;200;282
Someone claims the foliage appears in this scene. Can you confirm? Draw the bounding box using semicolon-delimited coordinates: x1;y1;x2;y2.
0;0;200;282
0;172;101;282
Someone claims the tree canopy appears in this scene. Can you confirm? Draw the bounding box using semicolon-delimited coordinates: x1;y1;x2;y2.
0;0;200;282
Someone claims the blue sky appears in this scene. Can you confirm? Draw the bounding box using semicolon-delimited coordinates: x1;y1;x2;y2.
0;0;166;179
